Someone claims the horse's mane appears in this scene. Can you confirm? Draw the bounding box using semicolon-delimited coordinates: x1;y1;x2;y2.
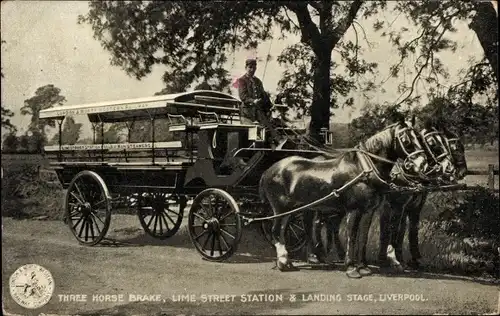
360;123;397;154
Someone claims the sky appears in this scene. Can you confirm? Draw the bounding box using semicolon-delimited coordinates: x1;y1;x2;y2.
1;1;485;139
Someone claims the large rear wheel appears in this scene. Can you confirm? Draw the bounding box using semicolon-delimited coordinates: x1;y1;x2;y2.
65;171;111;246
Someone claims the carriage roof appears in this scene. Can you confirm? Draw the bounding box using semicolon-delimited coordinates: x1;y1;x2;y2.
39;90;242;123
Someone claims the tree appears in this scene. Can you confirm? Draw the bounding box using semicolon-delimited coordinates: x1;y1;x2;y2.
2;132;19;153
348;102;405;145
1;107;16;134
79;1;387;142
49;116;83;145
375;1;498;107
21;84;67;139
1;40;18;134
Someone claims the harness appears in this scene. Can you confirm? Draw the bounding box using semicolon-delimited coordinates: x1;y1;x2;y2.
240;127;425;225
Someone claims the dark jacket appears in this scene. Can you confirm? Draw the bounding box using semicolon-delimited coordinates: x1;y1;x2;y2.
237;74;270;120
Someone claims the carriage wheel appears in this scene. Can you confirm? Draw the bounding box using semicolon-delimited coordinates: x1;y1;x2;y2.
137;193;185;239
260;212;308;254
188;188;242;262
65;170;111;246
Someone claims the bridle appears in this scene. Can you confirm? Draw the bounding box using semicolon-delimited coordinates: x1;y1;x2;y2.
393;125;427;172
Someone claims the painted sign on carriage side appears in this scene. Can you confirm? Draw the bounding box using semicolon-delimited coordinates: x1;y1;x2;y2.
40;100;167;118
44;141;182;152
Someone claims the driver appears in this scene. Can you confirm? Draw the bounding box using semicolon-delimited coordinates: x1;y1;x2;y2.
237;58;280;148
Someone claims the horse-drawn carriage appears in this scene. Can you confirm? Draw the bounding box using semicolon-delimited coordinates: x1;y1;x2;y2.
39;90;466;276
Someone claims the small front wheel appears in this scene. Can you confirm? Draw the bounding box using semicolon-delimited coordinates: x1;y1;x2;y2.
188;188;242;261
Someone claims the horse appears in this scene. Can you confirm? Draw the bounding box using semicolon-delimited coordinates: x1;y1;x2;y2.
304;120;458;268
258;118;430;278
379;126;468;272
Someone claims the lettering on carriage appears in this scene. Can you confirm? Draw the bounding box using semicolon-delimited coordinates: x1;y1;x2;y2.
51;101;164;116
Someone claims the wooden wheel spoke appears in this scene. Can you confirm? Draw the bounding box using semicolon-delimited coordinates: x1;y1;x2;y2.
219;233;230;250
88;217;96;240
291;222;305;232
220;228;235;240
89;213;102;235
219;223;237;227
216;233;223;256
84;220;90;241
194;229;208;241
70;192;85;205
73;216;84;230
193;212;207;222
146;213;155;228
218;209;234;221
288;225;300;240
92;199;107;208
74;181;87;202
165;208;180;217
158;213;163;235
90;211;106;226
202;232;212;250
210;232;216;257
162;210;176;226
159;212;170;231
153;215;159;234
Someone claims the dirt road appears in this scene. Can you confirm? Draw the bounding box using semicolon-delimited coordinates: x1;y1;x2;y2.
2;215;499;315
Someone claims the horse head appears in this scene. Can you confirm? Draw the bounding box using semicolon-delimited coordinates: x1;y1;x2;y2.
411;116;457;183
360;114;429;177
441;128;468;180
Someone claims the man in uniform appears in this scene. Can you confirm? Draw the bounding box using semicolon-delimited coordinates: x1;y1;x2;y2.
237;58;281;147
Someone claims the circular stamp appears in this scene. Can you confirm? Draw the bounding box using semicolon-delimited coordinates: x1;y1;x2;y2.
9;264;55;309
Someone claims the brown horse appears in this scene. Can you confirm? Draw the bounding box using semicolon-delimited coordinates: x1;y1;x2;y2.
258;119;430;278
379;126;468;272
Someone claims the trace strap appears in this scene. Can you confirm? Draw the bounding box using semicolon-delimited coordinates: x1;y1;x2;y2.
240;168;372;225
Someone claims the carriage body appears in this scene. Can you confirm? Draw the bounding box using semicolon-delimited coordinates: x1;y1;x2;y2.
39;90;328;260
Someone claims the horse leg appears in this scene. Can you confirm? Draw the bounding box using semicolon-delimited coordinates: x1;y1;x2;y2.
304;211;322;264
344;209;362;278
407;206;423;271
276;214;298;271
332;215;345;261
378;204;393;268
357;197;384;277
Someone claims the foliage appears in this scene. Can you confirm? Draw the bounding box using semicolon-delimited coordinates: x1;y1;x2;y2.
415;96;498;145
1;106;17;134
373;1;498;106
1;40;18;134
440;188;500;243
49;116;83;145
276;41;377;119
21;84;67;140
347;102;406;145
78;1;388;141
2;132;19;152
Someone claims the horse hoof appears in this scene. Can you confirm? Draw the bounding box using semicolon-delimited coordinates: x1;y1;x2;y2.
405;260;420;271
277;260;299;272
307;254;321;265
358;266;373;276
346;267;362;279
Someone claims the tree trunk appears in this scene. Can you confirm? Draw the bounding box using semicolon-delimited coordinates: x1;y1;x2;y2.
308;48;332;144
470;2;499;83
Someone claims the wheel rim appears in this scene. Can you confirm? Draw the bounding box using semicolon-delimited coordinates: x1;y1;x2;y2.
137;192;184;239
261;213;307;253
189;189;241;261
66;172;110;245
